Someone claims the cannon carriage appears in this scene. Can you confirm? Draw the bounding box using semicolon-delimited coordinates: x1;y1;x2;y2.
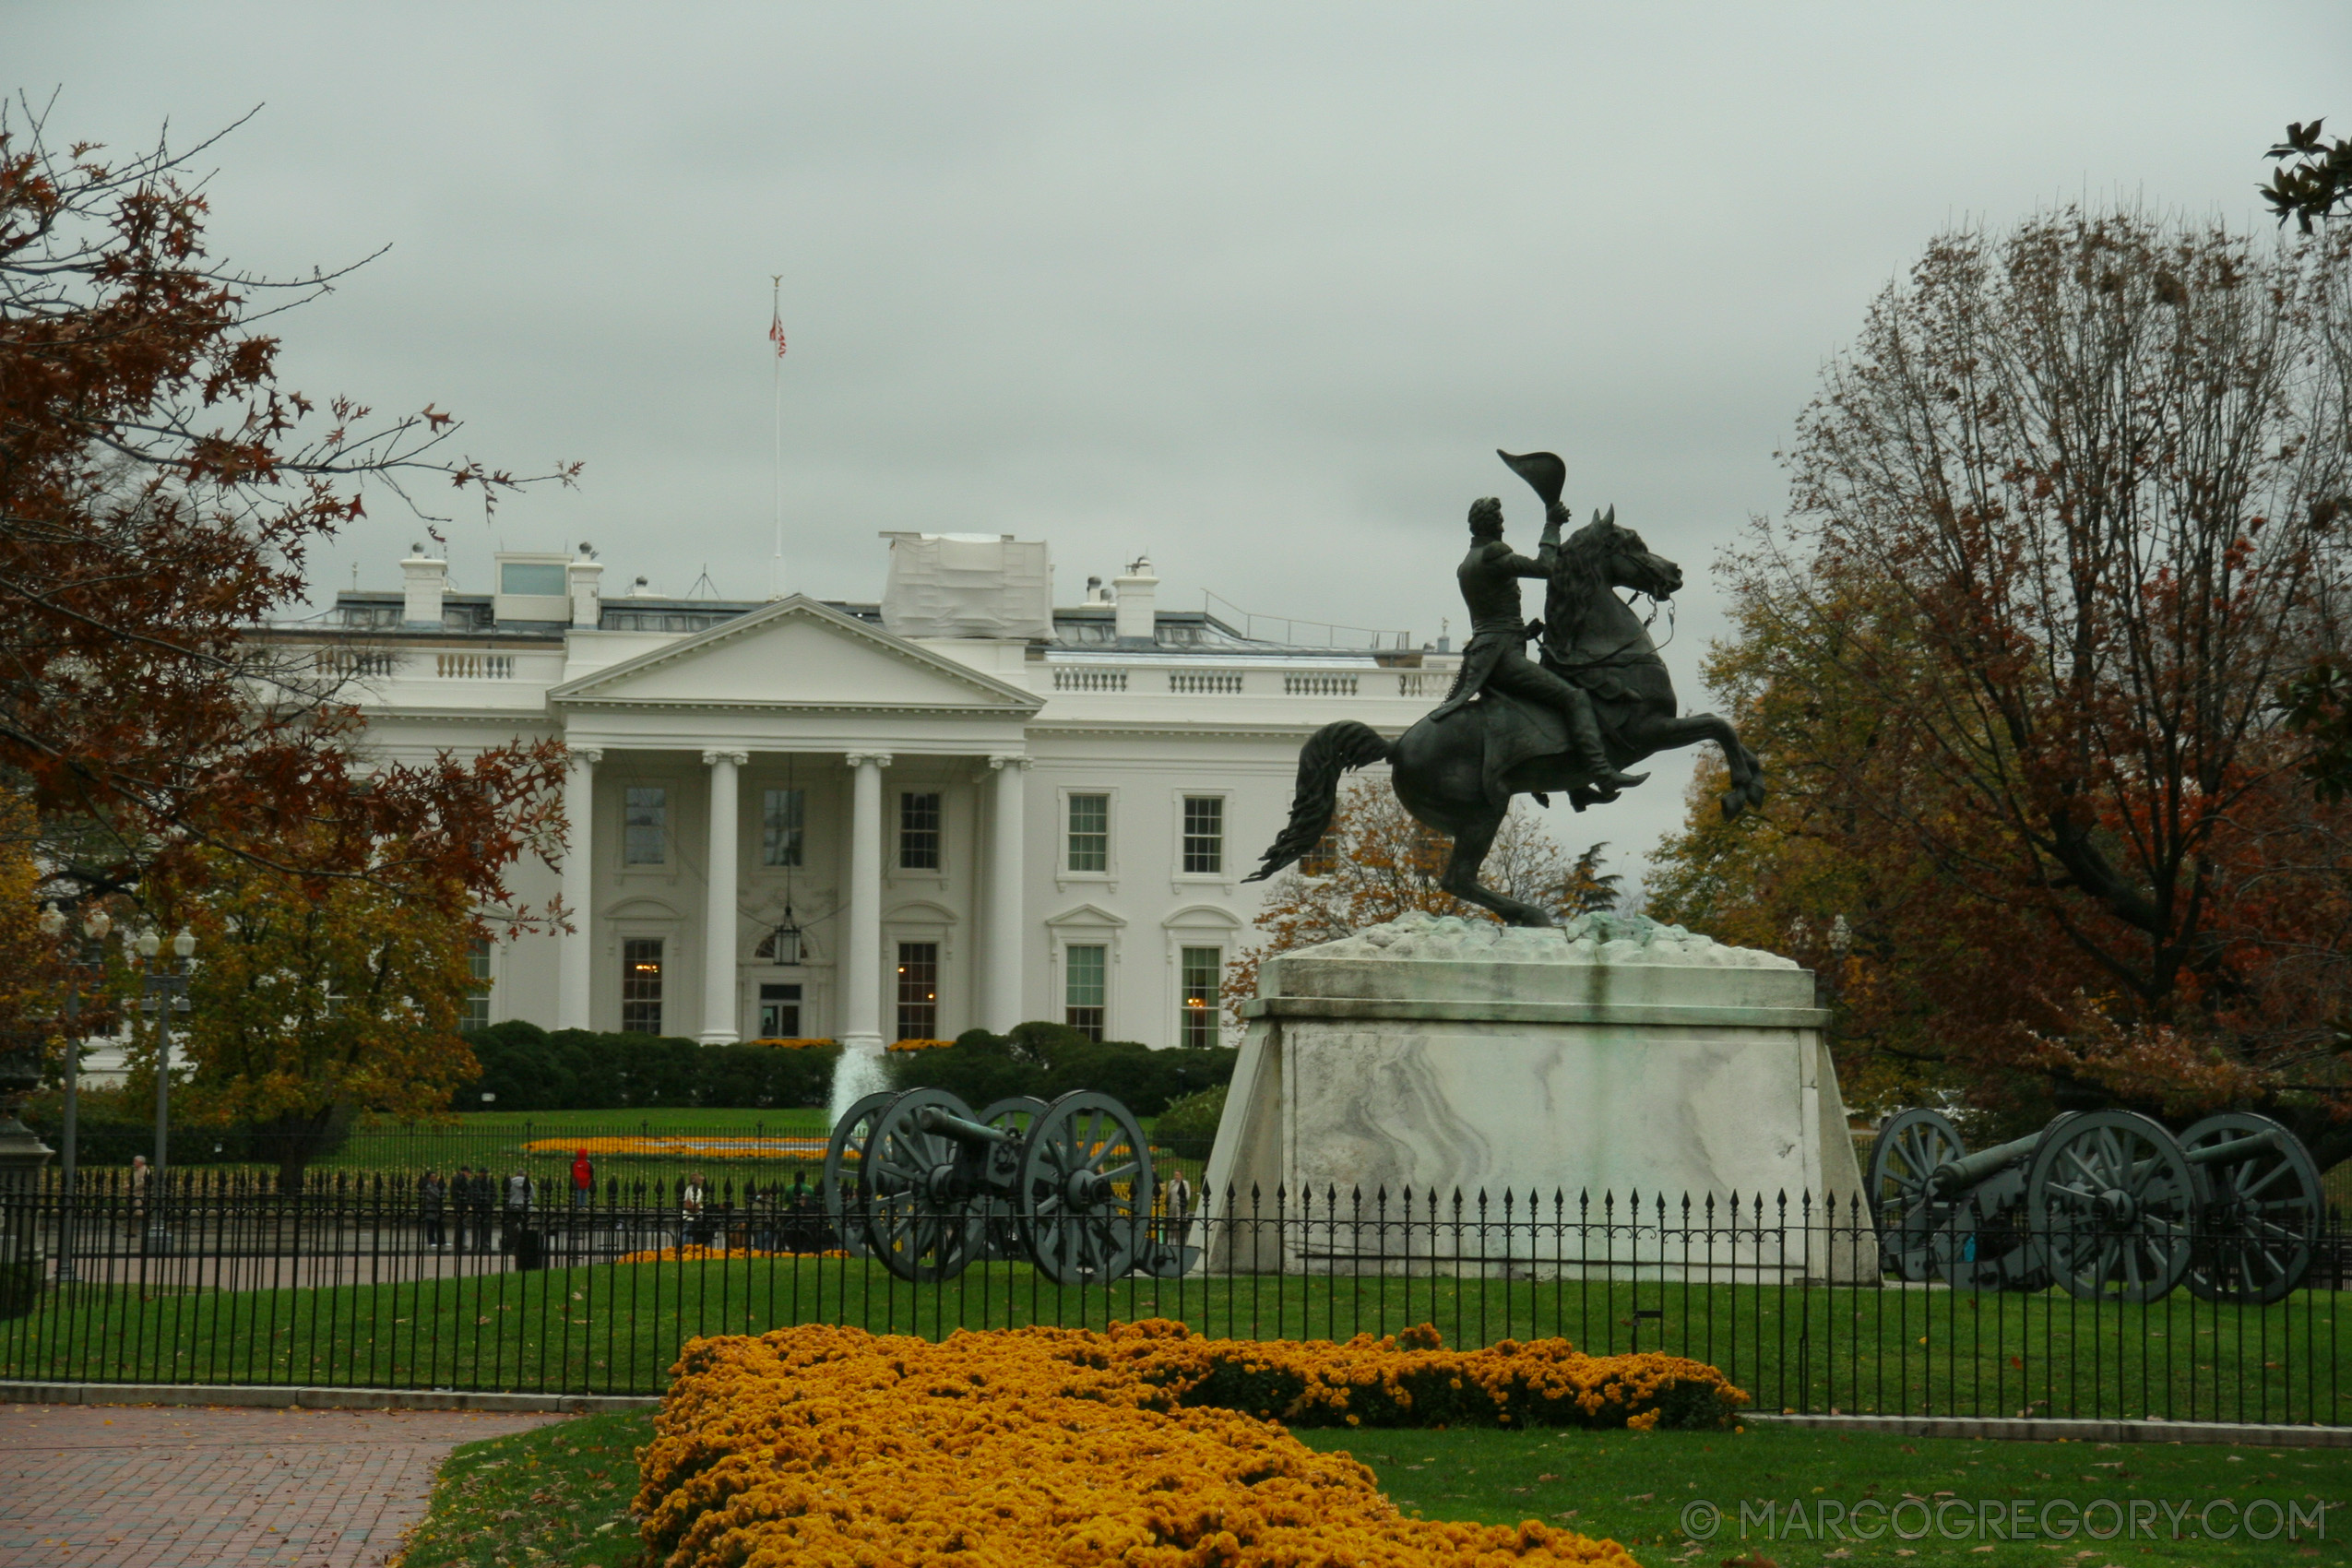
819;1087;1196;1285
1866;1107;2326;1303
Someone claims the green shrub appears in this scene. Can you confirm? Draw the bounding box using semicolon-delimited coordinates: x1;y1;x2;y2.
883;1023;1236;1117
1153;1083;1226;1160
457;1025;840;1111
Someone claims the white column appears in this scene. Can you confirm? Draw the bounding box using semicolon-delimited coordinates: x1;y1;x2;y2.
556;747;602;1031
698;749;747;1044
841;751;892;1053
985;754;1029;1032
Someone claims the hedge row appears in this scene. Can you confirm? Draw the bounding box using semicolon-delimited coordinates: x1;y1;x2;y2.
460;1022;841;1111
18;1103;354;1168
881;1021;1237;1118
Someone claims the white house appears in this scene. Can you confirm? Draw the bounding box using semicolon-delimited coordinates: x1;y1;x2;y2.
261;533;1455;1054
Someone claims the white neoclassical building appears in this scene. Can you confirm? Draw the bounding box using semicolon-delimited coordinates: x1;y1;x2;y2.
264;534;1456;1055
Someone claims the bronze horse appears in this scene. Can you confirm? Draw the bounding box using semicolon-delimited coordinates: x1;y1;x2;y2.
1246;454;1766;927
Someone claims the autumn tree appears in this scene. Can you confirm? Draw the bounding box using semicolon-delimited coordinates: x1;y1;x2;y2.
145;836;481;1186
0;102;572;909
1647;578;2111;1125
1227;778;1617;1020
1654;207;2352;1158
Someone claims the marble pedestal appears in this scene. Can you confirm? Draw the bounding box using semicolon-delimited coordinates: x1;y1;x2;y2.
1202;912;1872;1281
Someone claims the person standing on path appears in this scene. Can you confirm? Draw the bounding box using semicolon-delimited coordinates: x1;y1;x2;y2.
419;1168;446;1251
1162;1169;1194;1251
571;1148;594;1209
680;1171;707;1248
449;1166;472;1253
502;1169;534;1252
127;1155;148;1239
469;1166;495;1253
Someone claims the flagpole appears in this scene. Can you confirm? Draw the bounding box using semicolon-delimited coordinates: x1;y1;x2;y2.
769;275;785;600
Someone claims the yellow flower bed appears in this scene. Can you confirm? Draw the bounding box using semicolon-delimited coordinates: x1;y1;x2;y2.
637;1321;1746;1566
747;1036;836;1050
885;1036;957;1051
614;1244;849;1265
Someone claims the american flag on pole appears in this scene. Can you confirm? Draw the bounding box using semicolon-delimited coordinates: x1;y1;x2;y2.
769;307;788;358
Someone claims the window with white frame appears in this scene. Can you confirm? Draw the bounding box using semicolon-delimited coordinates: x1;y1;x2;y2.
621;937;664;1033
1064;944;1107;1041
896;942;939;1040
1067;792;1109;873
623;786;668;865
899;791;941;870
461;937;493;1032
1179;945;1221;1049
762;787;804;867
1181;796;1224;874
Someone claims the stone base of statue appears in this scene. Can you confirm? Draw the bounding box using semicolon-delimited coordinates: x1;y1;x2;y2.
1203;911;1872;1282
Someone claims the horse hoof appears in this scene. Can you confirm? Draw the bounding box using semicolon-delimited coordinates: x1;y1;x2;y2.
1744;777;1768;808
1719;790;1744;821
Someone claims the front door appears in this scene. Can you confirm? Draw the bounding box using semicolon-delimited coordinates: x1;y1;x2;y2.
758;981;802;1039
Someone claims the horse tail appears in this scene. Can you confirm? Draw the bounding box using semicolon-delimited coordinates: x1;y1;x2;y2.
1244;721;1393;883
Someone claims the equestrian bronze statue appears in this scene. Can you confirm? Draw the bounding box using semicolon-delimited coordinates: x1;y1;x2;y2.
1246;448;1766;927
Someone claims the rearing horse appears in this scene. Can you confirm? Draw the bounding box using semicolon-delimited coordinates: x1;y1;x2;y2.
1246;478;1766;927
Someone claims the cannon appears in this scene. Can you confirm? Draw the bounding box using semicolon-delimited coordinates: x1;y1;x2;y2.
818;1087;1194;1286
1866;1107;2326;1303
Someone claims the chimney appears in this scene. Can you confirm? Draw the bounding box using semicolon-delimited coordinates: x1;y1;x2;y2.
568;544;604;629
1112;554;1158;647
401;546;446;627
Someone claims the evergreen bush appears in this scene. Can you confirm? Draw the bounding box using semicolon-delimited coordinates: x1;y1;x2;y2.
882;1023;1236;1117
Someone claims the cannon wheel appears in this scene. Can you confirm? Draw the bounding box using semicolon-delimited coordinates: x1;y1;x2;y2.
822;1090;897;1259
1866;1109;1966;1282
2026;1110;2195;1304
1018;1090;1153;1286
974;1096;1050;1260
2182;1112;2323;1306
861;1087;989;1284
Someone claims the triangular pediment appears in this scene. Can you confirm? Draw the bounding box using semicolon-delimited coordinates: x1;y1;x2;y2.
1045;902;1127;929
548;596;1040;712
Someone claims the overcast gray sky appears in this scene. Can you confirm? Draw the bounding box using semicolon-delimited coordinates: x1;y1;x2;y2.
19;3;2349;885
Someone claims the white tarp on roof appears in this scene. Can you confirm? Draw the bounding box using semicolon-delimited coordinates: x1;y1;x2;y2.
879;533;1052;640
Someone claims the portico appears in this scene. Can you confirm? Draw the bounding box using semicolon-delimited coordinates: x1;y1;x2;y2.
271;531;1457;1054
545;597;1040;1045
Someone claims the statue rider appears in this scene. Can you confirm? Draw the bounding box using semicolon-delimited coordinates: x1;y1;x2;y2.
1428;495;1646;801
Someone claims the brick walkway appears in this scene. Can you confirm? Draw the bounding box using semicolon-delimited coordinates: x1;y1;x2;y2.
0;1403;568;1567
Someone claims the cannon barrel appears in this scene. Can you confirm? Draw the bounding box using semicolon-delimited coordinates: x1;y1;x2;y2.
2182;1128;2282;1166
915;1104;1021;1147
1929;1130;2043;1197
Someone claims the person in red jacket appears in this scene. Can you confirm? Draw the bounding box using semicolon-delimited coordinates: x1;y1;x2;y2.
571;1148;594;1209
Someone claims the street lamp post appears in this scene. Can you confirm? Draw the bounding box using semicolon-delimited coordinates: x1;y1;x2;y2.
131;926;196;1252
36;905;112;1286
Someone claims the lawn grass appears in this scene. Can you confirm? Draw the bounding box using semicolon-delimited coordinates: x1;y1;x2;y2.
384;1108;836;1136
6;1254;2344;1426
396;1409;645;1568
49;1106;1206;1199
1289;1424;2352;1564
393;1412;2352;1567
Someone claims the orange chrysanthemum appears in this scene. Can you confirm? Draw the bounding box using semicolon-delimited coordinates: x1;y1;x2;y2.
636;1321;1747;1566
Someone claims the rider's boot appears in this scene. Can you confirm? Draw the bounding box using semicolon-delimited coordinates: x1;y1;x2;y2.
1567;700;1647;800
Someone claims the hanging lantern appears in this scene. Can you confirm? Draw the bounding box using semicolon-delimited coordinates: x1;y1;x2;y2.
761;908;804;967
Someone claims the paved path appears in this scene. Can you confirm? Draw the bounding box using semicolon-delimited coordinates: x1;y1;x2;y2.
0;1403;567;1567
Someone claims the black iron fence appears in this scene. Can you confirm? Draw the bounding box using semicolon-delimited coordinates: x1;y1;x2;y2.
0;1174;2342;1426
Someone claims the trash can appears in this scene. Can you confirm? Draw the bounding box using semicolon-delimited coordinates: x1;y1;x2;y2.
512;1229;545;1271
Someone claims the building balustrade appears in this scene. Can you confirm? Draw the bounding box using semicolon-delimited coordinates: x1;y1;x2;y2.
1167;671;1243;695
1052;668;1128;692
315;649;399;678
436;652;516;679
1284;672;1358;696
